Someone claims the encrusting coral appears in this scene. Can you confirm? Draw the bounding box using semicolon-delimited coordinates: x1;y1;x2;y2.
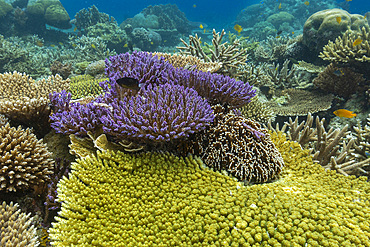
189;105;284;183
49;131;370;246
0;123;53;192
0;201;39;246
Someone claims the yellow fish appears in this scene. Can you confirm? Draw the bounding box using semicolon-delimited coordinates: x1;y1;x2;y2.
353;38;362;46
304;1;309;6
50;44;55;47
150;41;154;45
336;16;341;24
292;31;295;35
203;29;206;33
193;4;196;8
35;40;44;47
72;43;77;48
234;24;243;34
91;44;96;49
199;24;203;29
123;43;128;47
346;0;352;1
73;26;77;32
333;109;356;118
278;3;282;9
58;42;63;46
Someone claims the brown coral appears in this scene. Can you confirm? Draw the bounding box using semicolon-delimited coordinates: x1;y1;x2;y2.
154;52;222;73
313;63;366;98
0;201;39;246
0;71;69;125
189;105;284;183
0;123;53;192
240;96;275;123
50;60;72;79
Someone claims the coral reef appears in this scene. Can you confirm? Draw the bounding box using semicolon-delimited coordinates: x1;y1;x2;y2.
0;123;53;192
73;5;115;31
319;26;370;63
240;96;275;123
303;8;369;55
313;63;366;98
237;63;273;87
50;60;72;79
101;82;214;144
266;89;334;116
177;29;249;77
69;75;105;99
49;132;370;246
189;105;283;183
0;72;69;131
0;201;39;246
153;52;222;73
85;60;105;77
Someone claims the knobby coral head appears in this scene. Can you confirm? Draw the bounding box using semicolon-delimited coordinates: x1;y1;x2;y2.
101;82;214;143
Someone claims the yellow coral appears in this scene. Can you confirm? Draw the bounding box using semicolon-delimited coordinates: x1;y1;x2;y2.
50;132;370;246
69;75;105;99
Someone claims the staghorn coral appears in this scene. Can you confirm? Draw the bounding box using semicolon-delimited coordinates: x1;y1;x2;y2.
0;201;39;246
254;35;298;63
319;26;370;63
153;52;222;73
237;63;273;87
264;59;296;89
0;123;53;192
69;75;105;99
266;88;334;116
177;29;249;77
102;82;214;144
190;105;283;183
49;132;370;246
240;96;275;124
313;63;366;98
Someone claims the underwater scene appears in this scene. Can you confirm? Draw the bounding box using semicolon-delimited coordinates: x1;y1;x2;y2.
1;0;370;246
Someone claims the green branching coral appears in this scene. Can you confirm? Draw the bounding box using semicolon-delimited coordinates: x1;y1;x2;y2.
50;133;370;246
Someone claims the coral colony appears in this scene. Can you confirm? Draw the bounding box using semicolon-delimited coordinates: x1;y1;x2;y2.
1;1;370;246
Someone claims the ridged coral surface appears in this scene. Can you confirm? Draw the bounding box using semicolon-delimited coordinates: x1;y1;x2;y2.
0;201;39;247
50;132;370;246
0;123;53;192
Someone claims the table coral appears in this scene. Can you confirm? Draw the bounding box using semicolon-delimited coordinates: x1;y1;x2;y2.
49;132;370;246
0;201;39;246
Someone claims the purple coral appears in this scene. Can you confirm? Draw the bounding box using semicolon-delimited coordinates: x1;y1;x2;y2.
49;91;107;136
101;82;214;143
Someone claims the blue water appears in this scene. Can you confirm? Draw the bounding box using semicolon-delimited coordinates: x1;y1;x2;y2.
61;0;370;28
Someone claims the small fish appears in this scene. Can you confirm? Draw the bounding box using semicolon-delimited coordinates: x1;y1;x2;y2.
333;109;356;118
292;31;295;34
276;35;281;38
203;29;206;33
333;69;345;76
150;41;154;45
277;30;282;35
72;43;77;48
199;24;203;29
91;44;96;49
353;38;363;46
123;43;128;47
58;42;63;46
278;3;282;9
50;44;55;47
304;1;309;6
116;77;141;91
193;4;196;8
35;40;44;47
234;24;243;34
346;0;352;1
164;40;167;43
336;16;341;24
73;26;77;32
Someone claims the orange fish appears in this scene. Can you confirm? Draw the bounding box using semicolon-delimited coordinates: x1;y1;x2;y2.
333;109;356;118
353;38;362;46
336;16;341;24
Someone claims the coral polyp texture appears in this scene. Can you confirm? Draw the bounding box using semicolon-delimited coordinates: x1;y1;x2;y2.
49;132;370;246
0;201;39;246
0;123;53;192
102;82;214;143
105;51;256;109
190;105;284;183
0;71;69;122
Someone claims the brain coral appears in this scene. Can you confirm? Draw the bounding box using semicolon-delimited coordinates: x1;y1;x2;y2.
0;123;53;192
49;132;370;246
303;8;369;54
0;201;39;246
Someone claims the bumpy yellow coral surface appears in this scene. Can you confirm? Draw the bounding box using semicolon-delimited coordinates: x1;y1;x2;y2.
50;132;370;246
